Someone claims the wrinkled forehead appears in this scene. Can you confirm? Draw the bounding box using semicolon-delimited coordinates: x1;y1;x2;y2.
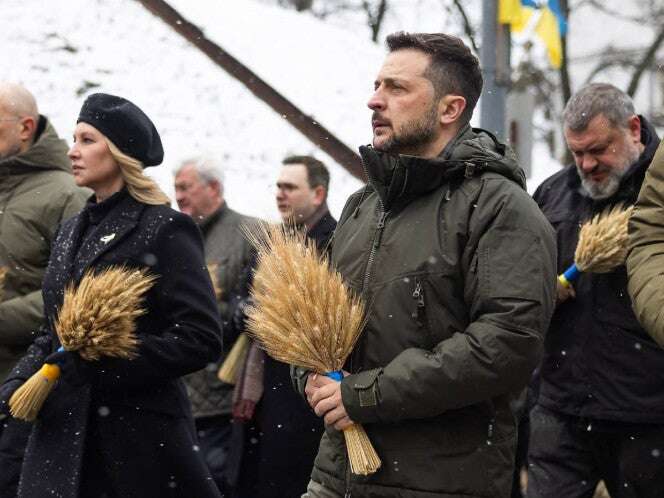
175;163;203;183
377;49;431;82
564;114;620;147
277;164;310;188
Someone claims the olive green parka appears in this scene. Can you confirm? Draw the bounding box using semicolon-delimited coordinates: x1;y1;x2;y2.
304;125;557;498
627;138;664;347
0;116;88;380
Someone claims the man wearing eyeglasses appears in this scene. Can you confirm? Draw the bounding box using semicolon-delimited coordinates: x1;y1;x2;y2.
231;155;335;498
0;82;88;496
275;155;336;238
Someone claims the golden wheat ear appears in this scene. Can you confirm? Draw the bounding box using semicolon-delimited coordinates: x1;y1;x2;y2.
217;333;250;384
56;266;156;361
575;204;634;273
0;266;8;302
9;363;61;422
242;221;380;475
207;263;223;301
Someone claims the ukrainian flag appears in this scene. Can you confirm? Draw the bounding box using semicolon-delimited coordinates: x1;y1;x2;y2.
499;0;567;69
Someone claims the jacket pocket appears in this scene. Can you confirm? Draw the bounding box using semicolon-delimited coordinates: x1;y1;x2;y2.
479;227;547;303
412;277;436;348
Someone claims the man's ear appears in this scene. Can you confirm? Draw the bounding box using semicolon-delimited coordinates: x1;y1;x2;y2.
312;185;326;207
438;95;467;126
18;116;37;143
627;115;642;143
208;179;222;197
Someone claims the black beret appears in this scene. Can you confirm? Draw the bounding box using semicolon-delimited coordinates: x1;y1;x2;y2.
77;93;164;167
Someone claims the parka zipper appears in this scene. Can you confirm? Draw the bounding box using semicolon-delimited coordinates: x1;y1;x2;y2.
413;277;434;345
344;206;388;498
361;209;389;294
413;278;425;320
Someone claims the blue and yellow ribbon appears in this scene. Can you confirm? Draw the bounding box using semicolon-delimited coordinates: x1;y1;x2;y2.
558;263;580;288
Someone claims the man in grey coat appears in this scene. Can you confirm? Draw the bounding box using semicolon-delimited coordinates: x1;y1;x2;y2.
175;156;257;494
0;82;88;497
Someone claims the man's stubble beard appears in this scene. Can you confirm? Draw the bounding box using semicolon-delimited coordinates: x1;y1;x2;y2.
375;103;439;156
0;142;22;162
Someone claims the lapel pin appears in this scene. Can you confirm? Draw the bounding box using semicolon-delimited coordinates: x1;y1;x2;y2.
100;233;116;244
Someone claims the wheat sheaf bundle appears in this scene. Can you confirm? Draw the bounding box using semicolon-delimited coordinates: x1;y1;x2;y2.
9;266;156;421
244;223;380;475
207;263;223;302
56;266;156;360
559;205;634;288
575;205;634;273
0;266;7;302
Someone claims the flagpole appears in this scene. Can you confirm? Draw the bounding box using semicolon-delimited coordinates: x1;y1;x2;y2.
480;0;511;140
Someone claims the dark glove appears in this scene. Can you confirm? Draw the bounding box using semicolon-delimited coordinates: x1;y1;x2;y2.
0;379;24;416
44;350;92;387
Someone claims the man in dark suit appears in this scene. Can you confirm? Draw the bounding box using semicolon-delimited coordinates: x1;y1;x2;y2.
232;155;336;498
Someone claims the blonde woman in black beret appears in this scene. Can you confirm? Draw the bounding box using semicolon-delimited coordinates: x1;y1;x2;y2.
0;93;223;498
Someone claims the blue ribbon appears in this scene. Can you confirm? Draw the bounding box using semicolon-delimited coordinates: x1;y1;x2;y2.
563;263;580;282
325;371;343;382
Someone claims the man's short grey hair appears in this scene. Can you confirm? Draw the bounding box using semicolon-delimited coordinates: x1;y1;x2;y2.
563;83;636;132
175;156;225;187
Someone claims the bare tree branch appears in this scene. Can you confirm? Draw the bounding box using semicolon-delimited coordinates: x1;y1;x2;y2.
451;0;479;54
627;24;664;97
558;0;572;106
581;0;650;24
362;0;388;43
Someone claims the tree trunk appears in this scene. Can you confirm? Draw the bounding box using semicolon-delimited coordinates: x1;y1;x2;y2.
135;0;365;181
559;0;573;165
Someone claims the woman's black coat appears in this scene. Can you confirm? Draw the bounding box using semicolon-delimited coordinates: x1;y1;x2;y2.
0;191;223;498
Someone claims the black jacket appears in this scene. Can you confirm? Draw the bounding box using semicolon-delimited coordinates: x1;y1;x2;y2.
0;190;222;498
533;117;664;424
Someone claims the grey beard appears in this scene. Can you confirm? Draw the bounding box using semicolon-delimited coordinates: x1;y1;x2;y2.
578;147;641;200
581;172;623;200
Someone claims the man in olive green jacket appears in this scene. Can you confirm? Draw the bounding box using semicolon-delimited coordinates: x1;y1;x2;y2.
0;82;88;495
298;33;557;498
627;139;664;346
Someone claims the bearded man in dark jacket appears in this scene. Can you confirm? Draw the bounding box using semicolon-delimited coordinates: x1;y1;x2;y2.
528;83;664;498
297;32;557;498
0;82;88;497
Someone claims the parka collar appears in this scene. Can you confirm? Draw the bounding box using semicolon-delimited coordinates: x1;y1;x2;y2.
359;124;526;210
198;203;227;236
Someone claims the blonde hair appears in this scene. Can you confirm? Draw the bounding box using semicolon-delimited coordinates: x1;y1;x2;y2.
106;140;170;205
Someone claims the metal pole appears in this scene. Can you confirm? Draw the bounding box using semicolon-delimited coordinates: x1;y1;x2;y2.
480;0;511;140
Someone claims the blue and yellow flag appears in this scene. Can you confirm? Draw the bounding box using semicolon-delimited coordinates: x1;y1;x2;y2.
499;0;567;69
